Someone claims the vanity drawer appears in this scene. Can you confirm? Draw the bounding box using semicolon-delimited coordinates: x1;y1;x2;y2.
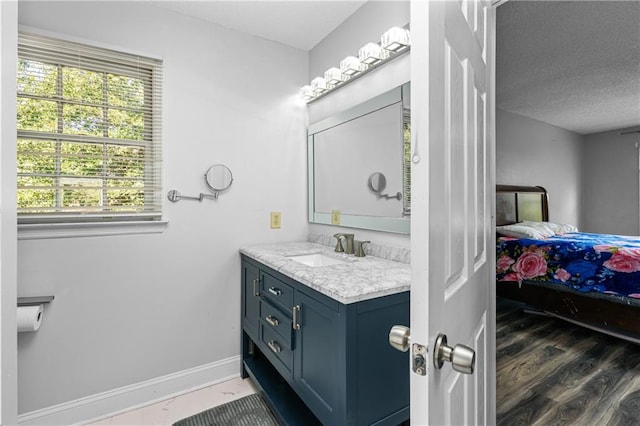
261;322;293;374
260;300;293;348
260;272;293;312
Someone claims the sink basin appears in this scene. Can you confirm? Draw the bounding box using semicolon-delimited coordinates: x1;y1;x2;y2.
287;253;348;267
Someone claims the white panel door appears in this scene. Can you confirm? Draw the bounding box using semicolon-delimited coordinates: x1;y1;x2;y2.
410;0;495;424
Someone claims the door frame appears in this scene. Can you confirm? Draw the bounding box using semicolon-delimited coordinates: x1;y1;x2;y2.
0;2;20;425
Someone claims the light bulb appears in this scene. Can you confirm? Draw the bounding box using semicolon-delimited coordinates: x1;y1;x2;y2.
381;27;411;52
324;67;347;85
340;56;367;76
311;77;331;95
358;42;389;65
299;85;314;101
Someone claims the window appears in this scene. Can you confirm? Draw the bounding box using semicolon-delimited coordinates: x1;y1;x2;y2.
17;32;163;225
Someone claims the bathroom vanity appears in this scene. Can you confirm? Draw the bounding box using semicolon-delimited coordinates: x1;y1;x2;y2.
240;242;410;426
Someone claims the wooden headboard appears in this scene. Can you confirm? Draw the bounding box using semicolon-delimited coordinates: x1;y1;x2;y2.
496;185;549;226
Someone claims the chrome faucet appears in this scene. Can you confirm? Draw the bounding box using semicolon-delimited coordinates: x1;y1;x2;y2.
355;241;370;257
343;234;355;255
333;233;345;252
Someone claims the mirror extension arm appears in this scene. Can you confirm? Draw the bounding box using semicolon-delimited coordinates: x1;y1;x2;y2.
167;190;220;203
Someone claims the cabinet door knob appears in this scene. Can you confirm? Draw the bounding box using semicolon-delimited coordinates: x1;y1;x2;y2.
252;278;260;296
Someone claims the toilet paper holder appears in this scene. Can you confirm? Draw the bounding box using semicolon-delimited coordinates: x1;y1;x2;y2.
17;296;54;307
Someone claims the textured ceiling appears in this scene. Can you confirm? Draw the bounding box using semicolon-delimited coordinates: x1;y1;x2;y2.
152;1;366;51
497;1;640;135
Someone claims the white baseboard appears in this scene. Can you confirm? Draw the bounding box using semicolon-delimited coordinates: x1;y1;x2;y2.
18;356;241;425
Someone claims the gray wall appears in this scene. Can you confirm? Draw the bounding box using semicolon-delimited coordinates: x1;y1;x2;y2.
581;127;640;235
496;109;584;227
17;1;308;416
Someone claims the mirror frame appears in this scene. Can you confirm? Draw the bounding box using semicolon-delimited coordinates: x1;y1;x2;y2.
204;164;233;192
307;83;410;234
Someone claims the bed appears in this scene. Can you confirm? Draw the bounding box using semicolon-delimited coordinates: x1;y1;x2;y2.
496;184;640;341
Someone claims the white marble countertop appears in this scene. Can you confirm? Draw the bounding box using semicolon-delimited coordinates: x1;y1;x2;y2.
240;242;410;304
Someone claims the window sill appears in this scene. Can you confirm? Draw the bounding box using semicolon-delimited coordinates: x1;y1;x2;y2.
18;220;169;240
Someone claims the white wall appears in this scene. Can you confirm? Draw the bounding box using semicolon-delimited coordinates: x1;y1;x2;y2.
309;1;409;80
17;1;308;418
307;0;411;248
581;127;640;235
496;109;584;227
1;1;19;424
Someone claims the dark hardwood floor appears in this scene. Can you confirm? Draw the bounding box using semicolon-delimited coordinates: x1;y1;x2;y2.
496;298;640;425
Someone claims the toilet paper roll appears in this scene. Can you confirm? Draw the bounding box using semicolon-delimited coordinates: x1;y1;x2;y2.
17;304;44;333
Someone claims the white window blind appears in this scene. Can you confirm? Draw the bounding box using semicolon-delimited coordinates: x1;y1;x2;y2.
17;32;163;224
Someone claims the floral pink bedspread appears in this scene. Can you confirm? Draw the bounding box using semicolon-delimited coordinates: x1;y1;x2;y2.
497;232;640;299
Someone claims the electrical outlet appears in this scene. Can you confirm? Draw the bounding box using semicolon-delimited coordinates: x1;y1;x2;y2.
331;210;341;225
270;212;282;229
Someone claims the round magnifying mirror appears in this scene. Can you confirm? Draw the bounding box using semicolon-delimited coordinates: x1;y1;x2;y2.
368;172;387;194
205;164;233;192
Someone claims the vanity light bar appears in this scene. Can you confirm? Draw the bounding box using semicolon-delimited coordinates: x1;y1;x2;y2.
300;26;410;103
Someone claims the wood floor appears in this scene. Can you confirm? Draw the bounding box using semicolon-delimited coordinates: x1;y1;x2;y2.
497;298;640;425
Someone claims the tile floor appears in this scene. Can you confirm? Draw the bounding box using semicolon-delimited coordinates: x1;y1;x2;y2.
85;377;258;425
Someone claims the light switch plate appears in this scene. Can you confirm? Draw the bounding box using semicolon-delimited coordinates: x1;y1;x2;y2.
270;212;281;229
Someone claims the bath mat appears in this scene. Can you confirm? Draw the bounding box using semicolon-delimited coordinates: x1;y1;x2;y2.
172;393;280;426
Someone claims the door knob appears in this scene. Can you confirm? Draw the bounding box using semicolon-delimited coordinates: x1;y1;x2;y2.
433;333;475;375
389;325;411;352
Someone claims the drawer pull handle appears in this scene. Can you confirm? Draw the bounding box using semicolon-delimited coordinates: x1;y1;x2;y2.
268;287;282;296
292;305;301;330
252;278;260;296
265;315;279;327
268;340;282;353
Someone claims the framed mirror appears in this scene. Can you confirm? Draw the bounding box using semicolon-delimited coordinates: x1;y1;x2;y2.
307;83;410;234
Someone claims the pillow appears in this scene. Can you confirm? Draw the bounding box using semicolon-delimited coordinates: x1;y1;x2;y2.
545;221;579;234
496;223;553;239
519;221;556;237
521;220;578;235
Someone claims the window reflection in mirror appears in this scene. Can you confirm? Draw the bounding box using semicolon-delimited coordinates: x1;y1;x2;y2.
307;83;410;234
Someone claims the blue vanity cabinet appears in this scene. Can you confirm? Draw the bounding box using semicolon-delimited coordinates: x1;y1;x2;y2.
241;260;261;342
240;254;409;426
